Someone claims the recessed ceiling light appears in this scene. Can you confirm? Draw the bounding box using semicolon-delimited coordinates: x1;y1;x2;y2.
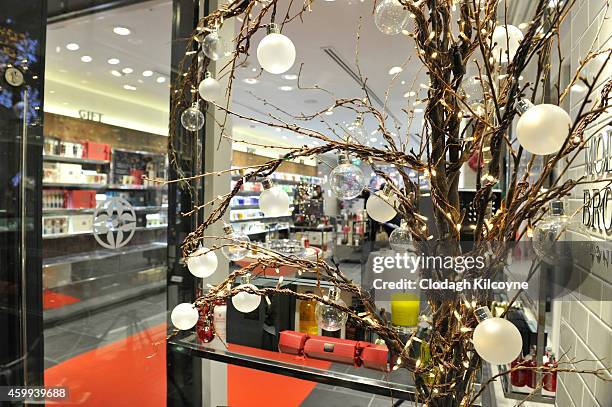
55;46;61;53
142;70;153;77
108;58;120;65
251;67;257;72
156;76;166;83
122;67;134;74
243;78;258;84
325;110;334;116
66;43;80;51
279;85;293;91
388;66;403;75
137;79;144;84
49;90;55;94
123;84;137;91
403;91;416;98
414;108;424;113
113;26;131;36
570;83;587;93
80;55;92;62
282;74;298;80
370;137;378;142
110;70;122;77
275;128;282;132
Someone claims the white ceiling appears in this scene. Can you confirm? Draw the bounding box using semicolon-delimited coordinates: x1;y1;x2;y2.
43;0;529;149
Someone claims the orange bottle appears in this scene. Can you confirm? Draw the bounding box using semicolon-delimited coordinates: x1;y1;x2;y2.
299;292;319;336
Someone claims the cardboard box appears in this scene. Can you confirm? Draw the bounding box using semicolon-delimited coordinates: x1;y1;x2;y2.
83;141;111;161
69;214;93;233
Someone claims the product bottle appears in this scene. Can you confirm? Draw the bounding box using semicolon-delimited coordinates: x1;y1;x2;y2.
213;301;227;343
511;354;527;387
543;350;557;392
299;291;318;336
526;346;537;388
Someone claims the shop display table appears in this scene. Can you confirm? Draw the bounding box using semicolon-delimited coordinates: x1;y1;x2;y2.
169;333;491;405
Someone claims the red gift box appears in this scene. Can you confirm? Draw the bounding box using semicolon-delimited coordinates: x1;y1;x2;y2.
359;343;390;371
303;335;359;365
278;331;309;355
66;190;97;208
83;141;111;161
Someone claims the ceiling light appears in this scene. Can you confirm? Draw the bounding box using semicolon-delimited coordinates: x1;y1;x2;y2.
297;135;304;139
403;91;416;98
110;70;122;77
80;55;92;62
251;67;257;72
243;78;258;84
518;22;529;30
388;66;403;75
122;67;133;74
282;74;298;80
123;84;137;91
49;90;55;94
275;128;282;132
142;70;153;77
370;137;378;142
571;83;587;93
113;26;131;36
66;43;80;51
108;58;120;65
414;108;424;113
325;110;333;116
156;76;166;83
279;85;293;91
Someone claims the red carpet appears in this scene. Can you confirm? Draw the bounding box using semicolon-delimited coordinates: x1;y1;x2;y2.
44;323;167;407
43;289;81;310
227;343;332;407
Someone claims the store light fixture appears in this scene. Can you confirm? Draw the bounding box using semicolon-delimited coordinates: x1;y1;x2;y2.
243;78;258;84
142;70;153;77
388;66;403;75
282;74;298;80
80;55;92;63
66;43;80;51
113;26;131;36
108;58;120;65
403;91;416;98
110;70;122;77
414;108;424;113
279;85;293;91
122;67;134;74
123;84;137;91
156;76;166;83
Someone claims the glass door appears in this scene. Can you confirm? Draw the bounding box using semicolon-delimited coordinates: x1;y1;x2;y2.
0;0;46;392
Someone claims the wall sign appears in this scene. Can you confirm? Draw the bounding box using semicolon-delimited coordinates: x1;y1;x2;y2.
92;197;137;249
78;109;103;122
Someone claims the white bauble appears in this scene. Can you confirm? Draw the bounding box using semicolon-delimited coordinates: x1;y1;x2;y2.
186;247;218;278
517;104;572;155
473;317;522;365
259;185;290;217
198;76;223;103
232;284;261;313
171;303;199;330
366;191;398;223
257;31;296;74
492;25;524;63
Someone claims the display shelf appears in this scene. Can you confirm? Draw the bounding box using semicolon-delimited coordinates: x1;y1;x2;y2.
43;155;110;165
230;205;260;210
236;190;261;196
43;205;168;215
230;215;292;223
43;225;168;240
231;176;306;186
43;182;107;189
43;241;167;267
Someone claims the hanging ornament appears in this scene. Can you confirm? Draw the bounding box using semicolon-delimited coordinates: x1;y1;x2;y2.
389;220;413;251
329;153;366;200
186;246;218;278
346;114;366;144
366;184;398;223
196;306;215;343
515;99;572;155
220;224;250;261
492;25;524;63
171;303;199;330
257;23;296;74
532;200;591;265
472;306;522;365
315;287;348;332
460;76;490;117
201;28;230;61
181;102;205;131
232;275;262;313
198;71;223;103
374;0;409;36
259;178;291;217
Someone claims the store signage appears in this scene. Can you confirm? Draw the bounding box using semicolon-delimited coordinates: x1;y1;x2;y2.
92;196;137;249
583;126;612;232
79;109;103;122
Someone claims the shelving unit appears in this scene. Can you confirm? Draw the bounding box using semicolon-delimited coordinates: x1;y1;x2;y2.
43;155;110;165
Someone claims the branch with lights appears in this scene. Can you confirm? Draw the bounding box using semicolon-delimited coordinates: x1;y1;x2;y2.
164;0;612;405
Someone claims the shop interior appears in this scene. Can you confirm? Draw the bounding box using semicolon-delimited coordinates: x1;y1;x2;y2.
0;0;609;406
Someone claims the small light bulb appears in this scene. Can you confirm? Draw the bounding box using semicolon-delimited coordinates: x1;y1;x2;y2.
171;303;199;330
186;247;218;278
366;184;398;223
472;306;522;365
259;179;290;217
515;100;572;155
198;71;223;103
232;275;261;313
257;23;296;74
220;224;250;261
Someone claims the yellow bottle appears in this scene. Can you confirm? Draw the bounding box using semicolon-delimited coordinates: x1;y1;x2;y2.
299;294;319;336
